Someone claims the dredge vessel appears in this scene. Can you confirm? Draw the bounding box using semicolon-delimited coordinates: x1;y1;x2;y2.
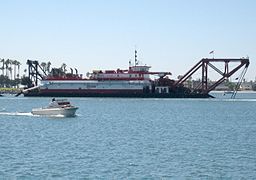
21;51;249;98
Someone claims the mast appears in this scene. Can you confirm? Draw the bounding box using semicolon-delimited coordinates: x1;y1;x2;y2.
135;49;138;66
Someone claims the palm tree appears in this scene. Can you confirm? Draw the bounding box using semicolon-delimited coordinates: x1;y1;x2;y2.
46;61;51;73
16;61;21;79
41;62;47;72
0;59;4;75
23;69;27;76
9;59;14;80
61;63;67;73
4;59;11;77
8;66;13;81
12;60;18;79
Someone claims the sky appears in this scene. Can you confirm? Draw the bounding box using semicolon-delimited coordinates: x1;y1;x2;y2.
1;0;256;81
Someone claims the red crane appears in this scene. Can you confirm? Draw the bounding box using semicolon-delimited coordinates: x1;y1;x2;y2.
174;58;250;95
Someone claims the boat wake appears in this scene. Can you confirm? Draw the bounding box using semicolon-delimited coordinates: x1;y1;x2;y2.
0;112;34;117
0;111;76;118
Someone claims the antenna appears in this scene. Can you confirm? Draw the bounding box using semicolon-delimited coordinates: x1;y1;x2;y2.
135;49;138;66
209;50;215;59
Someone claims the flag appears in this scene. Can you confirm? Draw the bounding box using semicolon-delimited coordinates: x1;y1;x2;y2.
209;50;214;54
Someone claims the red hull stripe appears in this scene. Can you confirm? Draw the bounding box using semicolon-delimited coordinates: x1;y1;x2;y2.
45;77;147;81
40;89;143;94
45;78;83;80
90;77;146;81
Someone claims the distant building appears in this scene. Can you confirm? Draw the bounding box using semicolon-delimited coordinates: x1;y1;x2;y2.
184;79;254;91
213;82;231;91
241;81;253;90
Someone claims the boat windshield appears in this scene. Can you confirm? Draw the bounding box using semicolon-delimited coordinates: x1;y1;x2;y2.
58;102;71;106
48;99;71;108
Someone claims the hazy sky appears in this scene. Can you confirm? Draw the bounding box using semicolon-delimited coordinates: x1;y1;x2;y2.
1;0;255;80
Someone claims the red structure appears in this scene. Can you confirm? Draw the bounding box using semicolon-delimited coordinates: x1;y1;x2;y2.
174;58;250;94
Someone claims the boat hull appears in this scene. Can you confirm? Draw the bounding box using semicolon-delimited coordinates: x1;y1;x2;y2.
23;78;214;98
31;107;78;117
25;90;212;98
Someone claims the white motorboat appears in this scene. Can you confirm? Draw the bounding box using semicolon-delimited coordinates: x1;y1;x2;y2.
32;98;78;117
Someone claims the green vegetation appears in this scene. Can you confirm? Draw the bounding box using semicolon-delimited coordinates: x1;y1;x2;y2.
0;59;22;88
0;59;23;94
225;81;236;91
252;84;256;91
0;75;21;88
0;87;20;94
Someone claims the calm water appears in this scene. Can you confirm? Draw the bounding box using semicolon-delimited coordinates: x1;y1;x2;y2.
0;93;256;179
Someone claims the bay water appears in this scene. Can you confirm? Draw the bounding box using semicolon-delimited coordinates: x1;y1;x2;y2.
0;93;256;179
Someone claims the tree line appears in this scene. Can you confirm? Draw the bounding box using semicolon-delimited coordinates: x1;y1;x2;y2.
0;58;71;88
0;59;22;88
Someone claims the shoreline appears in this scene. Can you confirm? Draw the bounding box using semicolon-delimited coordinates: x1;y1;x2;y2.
0;88;21;95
